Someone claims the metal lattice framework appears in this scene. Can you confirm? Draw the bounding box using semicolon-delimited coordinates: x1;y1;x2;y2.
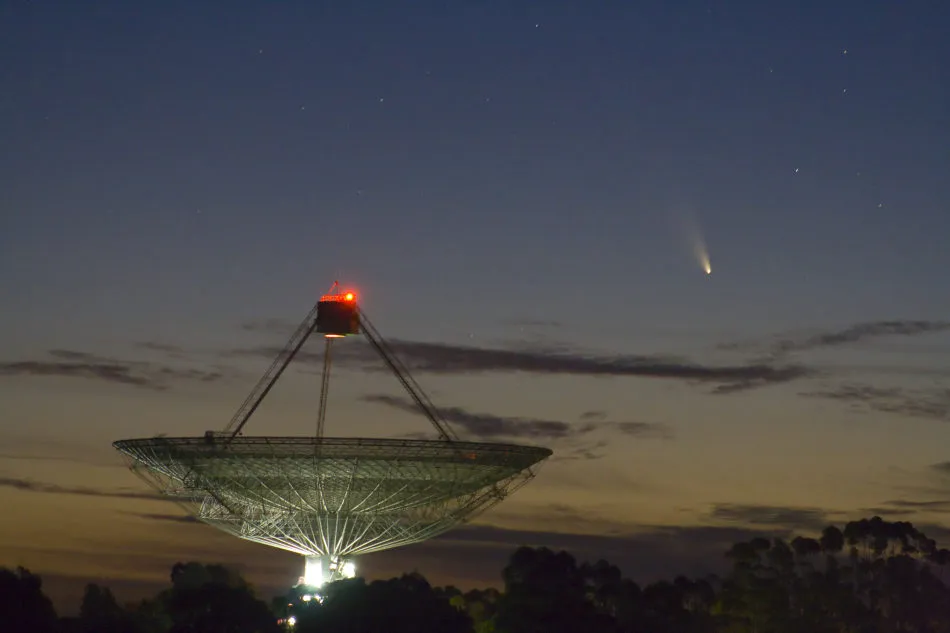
115;436;550;558
114;285;553;581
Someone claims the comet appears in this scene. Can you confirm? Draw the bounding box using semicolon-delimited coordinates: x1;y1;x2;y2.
693;237;712;275
670;206;713;276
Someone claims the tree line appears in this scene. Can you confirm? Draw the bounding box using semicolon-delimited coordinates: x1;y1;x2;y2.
5;516;950;633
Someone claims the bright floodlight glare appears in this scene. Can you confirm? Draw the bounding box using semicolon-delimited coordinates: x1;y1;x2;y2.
304;556;325;588
287;616;296;627
113;282;552;588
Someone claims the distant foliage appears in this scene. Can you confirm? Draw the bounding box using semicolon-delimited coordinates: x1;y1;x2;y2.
10;516;950;633
0;566;58;633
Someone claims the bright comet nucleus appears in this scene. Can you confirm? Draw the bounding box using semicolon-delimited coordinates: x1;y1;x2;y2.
670;206;713;277
670;206;712;275
693;238;712;276
699;251;711;274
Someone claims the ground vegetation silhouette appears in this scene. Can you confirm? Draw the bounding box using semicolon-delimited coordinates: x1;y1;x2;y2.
6;516;950;633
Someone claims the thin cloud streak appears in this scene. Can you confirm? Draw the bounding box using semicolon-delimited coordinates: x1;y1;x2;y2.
383;341;808;391
134;342;189;360
0;476;168;501
723;320;950;357
362;394;671;442
708;503;831;532
0;360;157;389
781;321;950;353
0;350;223;391
879;499;950;513
802;383;950;421
128;512;201;524
230;337;809;394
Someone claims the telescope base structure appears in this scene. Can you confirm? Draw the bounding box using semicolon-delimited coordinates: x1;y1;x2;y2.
301;555;356;588
114;435;552;582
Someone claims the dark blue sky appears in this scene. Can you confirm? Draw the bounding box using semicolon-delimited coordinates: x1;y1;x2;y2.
4;0;948;344
2;0;950;610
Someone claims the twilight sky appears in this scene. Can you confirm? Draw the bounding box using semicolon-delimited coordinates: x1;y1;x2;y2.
2;0;950;612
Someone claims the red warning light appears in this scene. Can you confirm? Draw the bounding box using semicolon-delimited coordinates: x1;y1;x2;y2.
318;291;357;303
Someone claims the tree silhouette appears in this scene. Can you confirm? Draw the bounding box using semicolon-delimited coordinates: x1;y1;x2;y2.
75;583;129;633
0;566;57;633
294;572;471;633
495;546;610;633
161;562;279;633
5;515;950;633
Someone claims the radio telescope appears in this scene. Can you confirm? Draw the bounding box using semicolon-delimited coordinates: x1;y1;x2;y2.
114;283;552;588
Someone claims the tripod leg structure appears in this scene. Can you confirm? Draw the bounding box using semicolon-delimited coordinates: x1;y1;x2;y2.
317;337;333;439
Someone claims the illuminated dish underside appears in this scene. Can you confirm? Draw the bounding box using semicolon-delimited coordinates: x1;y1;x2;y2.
115;436;550;557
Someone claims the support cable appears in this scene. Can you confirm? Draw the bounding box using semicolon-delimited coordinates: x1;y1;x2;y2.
359;311;459;443
316;338;333;439
219;293;459;444
223;301;320;441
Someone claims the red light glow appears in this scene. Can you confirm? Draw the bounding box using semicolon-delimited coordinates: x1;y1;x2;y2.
319;291;358;303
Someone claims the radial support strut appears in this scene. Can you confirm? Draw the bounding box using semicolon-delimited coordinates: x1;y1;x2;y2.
316;337;333;439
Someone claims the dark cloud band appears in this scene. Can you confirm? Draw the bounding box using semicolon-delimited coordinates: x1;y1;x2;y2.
232;337;809;394
363;394;671;443
0;350;223;391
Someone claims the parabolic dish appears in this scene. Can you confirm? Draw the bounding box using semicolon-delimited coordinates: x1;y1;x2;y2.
114;436;552;558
